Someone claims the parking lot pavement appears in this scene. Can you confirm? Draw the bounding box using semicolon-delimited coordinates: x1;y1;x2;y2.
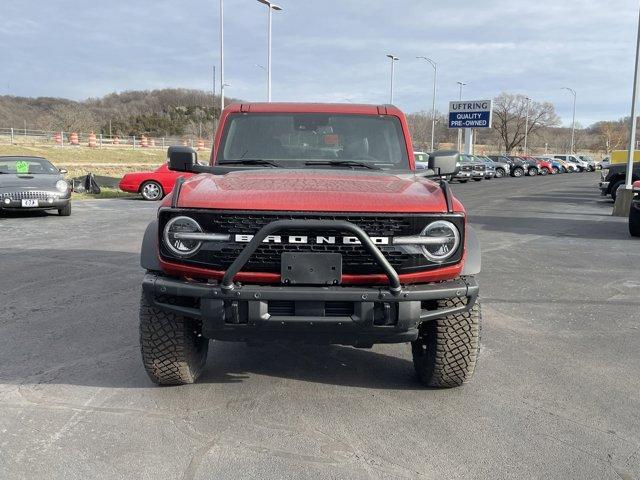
0;172;638;480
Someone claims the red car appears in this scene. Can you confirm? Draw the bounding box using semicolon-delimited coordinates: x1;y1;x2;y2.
138;102;482;388
523;156;553;175
119;163;193;200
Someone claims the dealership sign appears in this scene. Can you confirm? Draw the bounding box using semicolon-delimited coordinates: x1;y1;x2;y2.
448;100;493;129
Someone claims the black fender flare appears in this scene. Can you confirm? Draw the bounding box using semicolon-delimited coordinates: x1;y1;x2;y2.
140;220;161;272
462;225;481;276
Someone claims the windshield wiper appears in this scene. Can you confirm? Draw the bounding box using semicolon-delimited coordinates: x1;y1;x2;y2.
219;159;282;167
304;160;380;170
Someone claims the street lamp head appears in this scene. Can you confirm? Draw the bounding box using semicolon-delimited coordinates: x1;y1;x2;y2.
562;87;576;97
257;0;282;10
457;81;467;87
386;54;399;61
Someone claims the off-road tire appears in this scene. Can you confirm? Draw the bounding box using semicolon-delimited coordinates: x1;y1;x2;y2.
610;180;625;201
412;296;481;388
58;203;71;216
528;167;538;176
540;168;549;176
139;293;209;385
512;167;524;177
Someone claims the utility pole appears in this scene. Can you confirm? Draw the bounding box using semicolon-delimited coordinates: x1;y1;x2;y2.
386;54;399;104
457;81;466;152
257;0;283;102
417;56;437;151
524;97;531;154
613;2;640;216
562;87;577;153
220;0;225;113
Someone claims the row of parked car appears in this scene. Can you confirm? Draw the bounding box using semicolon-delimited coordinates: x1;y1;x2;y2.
415;152;598;183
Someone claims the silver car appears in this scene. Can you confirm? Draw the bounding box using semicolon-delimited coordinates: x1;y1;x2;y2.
0;156;72;216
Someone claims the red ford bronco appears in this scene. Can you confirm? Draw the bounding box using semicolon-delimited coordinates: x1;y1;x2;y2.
139;103;481;388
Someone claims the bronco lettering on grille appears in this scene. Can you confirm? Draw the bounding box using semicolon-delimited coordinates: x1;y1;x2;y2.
234;234;390;245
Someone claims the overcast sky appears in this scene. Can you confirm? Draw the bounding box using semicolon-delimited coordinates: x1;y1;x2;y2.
1;0;638;126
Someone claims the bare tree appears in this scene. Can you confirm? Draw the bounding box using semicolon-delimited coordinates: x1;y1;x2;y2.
492;93;560;153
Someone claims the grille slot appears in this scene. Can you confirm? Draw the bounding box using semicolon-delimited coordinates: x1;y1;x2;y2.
267;301;354;317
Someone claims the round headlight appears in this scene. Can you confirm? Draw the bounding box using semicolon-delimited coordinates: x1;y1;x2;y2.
163;216;203;257
56;180;69;193
420;221;460;262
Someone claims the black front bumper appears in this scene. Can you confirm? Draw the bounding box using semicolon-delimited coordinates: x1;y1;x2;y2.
142;273;479;346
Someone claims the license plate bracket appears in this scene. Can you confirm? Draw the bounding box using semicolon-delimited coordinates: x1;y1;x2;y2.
281;252;342;285
21;199;38;207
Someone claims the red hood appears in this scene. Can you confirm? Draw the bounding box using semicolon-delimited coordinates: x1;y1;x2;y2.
167;169;463;213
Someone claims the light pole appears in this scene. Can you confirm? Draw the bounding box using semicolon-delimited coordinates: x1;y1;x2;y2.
524;97;531;154
457;81;466;152
417;56;437;151
613;2;640;216
220;0;225;112
626;4;640;190
562;87;577;153
386;54;399;104
257;0;282;102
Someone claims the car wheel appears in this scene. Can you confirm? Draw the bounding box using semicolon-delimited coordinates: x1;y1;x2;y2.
58;202;72;216
140;181;164;201
528;167;538;176
630;202;640;237
610;180;625;201
473;178;482;182
512;167;524;177
540;168;549;176
552;167;559;174
495;168;505;178
139;292;209;385
459;179;468;183
412;295;481;388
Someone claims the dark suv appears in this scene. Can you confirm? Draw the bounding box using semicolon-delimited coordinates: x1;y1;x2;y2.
600;162;640;201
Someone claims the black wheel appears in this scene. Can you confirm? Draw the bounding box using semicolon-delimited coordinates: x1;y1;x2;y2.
412;295;481;388
528;167;538;176
630;202;640;237
139;292;209;385
540;168;549;176
140;181;164;201
58;202;72;216
611;180;625;201
552;166;559;174
473;177;482;182
512;167;524;177
494;168;505;178
459;179;468;183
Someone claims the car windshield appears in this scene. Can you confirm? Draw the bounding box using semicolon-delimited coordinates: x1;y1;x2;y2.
414;153;428;163
0;157;58;174
218;113;409;170
459;154;474;163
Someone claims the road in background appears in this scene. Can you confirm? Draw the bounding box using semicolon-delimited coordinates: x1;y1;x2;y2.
0;173;638;480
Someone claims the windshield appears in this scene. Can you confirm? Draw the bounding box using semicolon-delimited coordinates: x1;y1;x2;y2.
459;154;474;163
414;152;428;163
218;113;409;170
0;157;58;174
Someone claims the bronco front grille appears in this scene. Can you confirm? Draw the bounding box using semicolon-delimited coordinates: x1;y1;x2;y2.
159;210;465;276
473;165;486;171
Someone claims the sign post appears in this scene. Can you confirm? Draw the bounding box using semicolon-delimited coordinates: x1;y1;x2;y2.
448;99;493;154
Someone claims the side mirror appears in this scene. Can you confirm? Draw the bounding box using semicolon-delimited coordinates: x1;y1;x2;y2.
59;169;68;174
167;146;198;172
428;150;459;176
